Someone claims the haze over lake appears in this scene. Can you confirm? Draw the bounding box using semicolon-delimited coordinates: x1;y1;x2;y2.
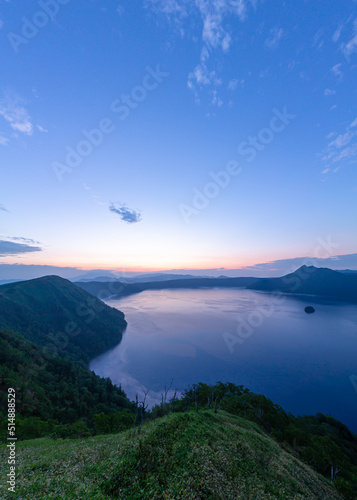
90;289;357;432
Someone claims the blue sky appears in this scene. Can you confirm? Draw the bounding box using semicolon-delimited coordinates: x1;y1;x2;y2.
0;0;357;276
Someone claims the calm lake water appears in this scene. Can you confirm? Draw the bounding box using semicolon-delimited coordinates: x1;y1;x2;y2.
90;288;357;432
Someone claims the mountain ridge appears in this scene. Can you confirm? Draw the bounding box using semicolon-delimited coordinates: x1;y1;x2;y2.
247;265;357;303
0;275;127;365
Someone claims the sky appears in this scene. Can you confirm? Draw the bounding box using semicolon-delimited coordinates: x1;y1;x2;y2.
0;0;357;277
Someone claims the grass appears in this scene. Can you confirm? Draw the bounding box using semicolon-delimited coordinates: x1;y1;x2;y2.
0;410;343;499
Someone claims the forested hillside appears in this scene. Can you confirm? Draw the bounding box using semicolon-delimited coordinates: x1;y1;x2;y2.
0;276;127;365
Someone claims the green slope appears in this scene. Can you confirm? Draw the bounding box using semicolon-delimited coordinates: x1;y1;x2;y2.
0;329;134;438
0;275;127;365
0;411;343;499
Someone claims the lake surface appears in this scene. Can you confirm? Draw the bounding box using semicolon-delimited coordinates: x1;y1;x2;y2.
90;288;357;431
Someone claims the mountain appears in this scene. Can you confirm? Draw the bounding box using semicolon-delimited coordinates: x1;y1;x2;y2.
76;273;214;284
72;270;120;282
0;275;127;365
0;279;22;286
75;275;121;283
76;276;259;299
248;265;357;303
2;410;345;499
124;272;209;283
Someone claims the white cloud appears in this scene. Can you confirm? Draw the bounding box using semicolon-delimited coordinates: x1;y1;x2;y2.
312;28;324;50
332;24;343;43
322;119;357;173
227;78;244;90
211;89;223;107
324;88;336;96
228;79;238;90
187;61;222;91
340;18;357;59
147;0;187;17
328;132;354;149
331;63;343;78
265;27;284;49
0;134;9;146
36;125;48;133
146;0;257;105
0;93;33;136
321;167;330;175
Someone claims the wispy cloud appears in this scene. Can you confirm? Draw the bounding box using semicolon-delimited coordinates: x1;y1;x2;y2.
36;124;48;133
324;88;336;96
331;63;343;78
0;92;33;136
147;0;188;17
321;117;357;174
340;18;357;60
9;236;41;245
0;134;9;146
109;203;142;224
332;23;343;43
146;0;257;104
227;78;238;90
312;28;324;50
0;239;42;257
0;204;8;212
265;27;284;49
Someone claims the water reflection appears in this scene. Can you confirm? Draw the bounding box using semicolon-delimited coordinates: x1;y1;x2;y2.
90;289;357;431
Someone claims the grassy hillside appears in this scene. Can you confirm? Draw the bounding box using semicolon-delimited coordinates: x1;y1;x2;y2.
0;411;344;499
0;276;127;365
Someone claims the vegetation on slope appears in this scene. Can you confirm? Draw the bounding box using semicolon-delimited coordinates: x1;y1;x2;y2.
0;276;127;365
0;411;345;499
0;329;135;440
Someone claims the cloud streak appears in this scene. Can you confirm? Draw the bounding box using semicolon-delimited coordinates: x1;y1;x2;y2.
0;239;42;257
0;92;33;136
340;18;357;60
0;134;9;146
146;0;258;104
109;203;142;224
322;117;357;174
265;27;284;49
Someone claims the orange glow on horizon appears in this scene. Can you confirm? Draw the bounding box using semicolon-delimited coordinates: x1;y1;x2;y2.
1;255;262;274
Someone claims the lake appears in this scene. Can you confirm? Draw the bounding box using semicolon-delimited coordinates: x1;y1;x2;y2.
90;288;357;431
